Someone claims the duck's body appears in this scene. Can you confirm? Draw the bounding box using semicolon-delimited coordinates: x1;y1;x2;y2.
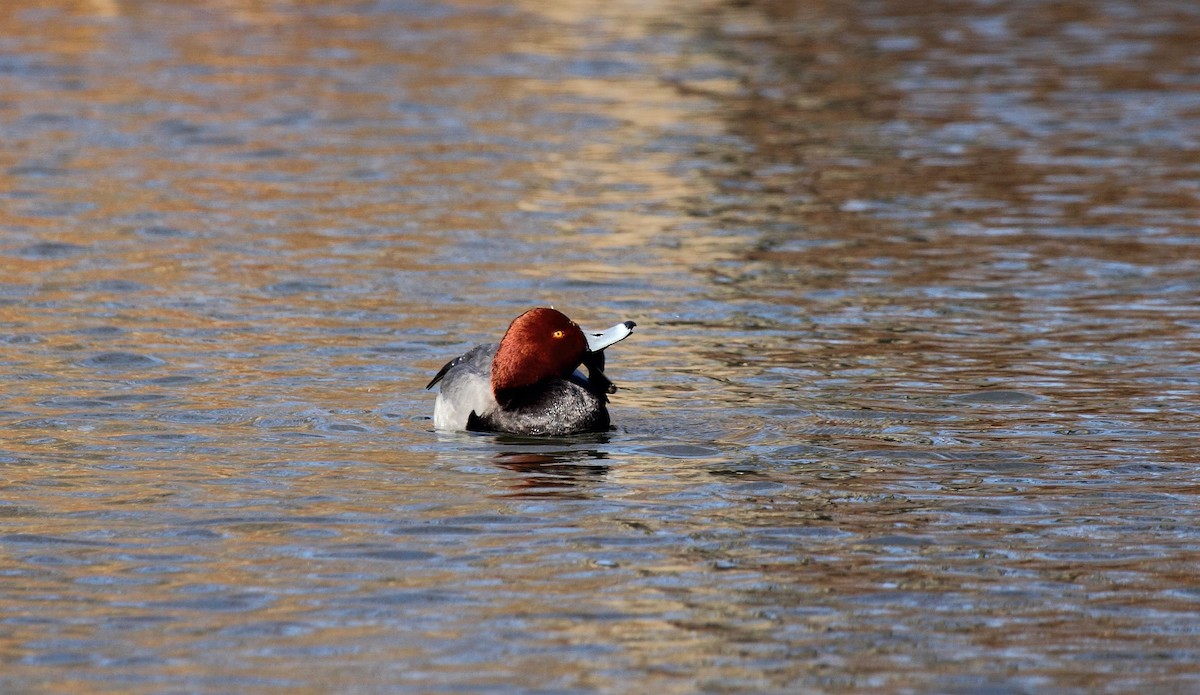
430;342;610;436
426;308;635;436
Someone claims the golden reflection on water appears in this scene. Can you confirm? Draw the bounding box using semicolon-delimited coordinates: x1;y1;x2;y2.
3;0;1200;692
2;3;753;688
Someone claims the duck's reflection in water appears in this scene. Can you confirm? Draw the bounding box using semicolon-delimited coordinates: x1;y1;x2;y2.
490;449;611;498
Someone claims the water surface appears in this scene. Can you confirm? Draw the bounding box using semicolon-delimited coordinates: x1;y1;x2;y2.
2;0;1199;692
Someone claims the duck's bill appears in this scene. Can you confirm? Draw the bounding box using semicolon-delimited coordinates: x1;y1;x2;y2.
585;320;636;353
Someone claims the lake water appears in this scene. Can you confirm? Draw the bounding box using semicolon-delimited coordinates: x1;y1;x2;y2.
2;0;1199;692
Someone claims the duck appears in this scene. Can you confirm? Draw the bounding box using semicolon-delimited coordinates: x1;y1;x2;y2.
426;308;635;436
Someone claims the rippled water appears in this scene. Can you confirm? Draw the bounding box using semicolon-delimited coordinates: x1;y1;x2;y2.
3;0;1199;692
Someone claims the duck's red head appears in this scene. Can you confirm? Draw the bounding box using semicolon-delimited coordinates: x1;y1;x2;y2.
491;308;588;405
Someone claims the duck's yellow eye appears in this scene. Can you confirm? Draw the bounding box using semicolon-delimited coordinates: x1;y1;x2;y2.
552;330;565;339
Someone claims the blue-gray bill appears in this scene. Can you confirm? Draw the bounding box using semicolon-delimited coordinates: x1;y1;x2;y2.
582;320;635;395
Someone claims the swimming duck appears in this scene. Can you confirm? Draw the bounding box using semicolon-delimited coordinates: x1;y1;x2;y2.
426;308;635;435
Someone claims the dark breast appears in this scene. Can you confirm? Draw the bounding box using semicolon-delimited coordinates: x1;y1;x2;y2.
468;379;610;436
